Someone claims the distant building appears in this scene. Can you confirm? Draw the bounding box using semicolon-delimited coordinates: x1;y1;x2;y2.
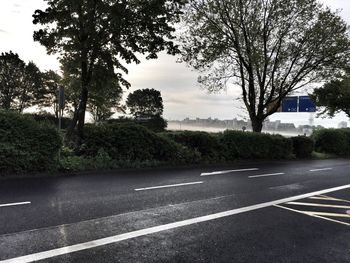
338;121;348;128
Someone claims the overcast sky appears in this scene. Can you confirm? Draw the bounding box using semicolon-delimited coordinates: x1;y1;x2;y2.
0;0;349;127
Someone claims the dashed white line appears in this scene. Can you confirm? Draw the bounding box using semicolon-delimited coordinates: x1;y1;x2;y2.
200;168;259;176
3;183;350;263
248;172;285;179
134;181;204;191
0;201;31;208
309;168;333;172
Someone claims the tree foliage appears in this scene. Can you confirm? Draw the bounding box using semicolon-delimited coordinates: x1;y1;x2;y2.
312;72;350;118
35;70;62;119
33;0;186;141
126;88;164;117
181;0;350;132
0;51;43;112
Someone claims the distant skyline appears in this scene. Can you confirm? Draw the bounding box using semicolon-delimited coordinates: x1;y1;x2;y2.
0;0;349;128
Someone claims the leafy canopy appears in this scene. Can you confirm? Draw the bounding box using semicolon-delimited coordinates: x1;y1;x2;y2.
312;71;350;118
126;88;164;117
33;0;187;139
181;0;350;131
0;51;43;112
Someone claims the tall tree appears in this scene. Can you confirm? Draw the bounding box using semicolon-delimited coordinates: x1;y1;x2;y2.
35;70;62;119
126;88;164;117
0;51;43;112
181;0;350;132
60;57;125;123
312;72;350;119
33;0;186;142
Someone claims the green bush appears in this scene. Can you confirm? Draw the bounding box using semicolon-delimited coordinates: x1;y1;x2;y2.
79;123;198;164
163;131;223;162
0;110;61;174
312;129;350;156
137;115;167;133
291;136;314;158
26;113;72;130
220;130;293;160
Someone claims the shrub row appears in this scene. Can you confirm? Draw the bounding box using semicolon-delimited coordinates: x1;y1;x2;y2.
79;123;199;164
312;128;350;156
164;130;315;160
0;111;61;174
1;110;326;175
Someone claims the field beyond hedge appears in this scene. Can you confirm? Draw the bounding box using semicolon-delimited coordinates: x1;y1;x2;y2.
0;111;348;176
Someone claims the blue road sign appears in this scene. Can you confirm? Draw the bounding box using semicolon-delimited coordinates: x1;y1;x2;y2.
282;96;298;112
299;96;316;112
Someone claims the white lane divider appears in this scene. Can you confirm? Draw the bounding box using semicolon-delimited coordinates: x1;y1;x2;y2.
0;201;31;208
249;173;285;179
200;168;259;176
3;184;350;263
134;181;204;191
309;168;333;172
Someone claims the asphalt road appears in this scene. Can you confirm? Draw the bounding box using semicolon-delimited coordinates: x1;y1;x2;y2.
1;159;350;262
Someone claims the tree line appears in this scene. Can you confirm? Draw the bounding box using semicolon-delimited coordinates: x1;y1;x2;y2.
1;0;350;144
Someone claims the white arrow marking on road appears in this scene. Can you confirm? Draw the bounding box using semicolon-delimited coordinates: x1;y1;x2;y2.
249;173;285;178
200;168;259;176
3;184;350;263
0;201;31;208
134;181;204;191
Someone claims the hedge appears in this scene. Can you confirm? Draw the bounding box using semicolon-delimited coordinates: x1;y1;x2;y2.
163;130;293;161
0;110;62;174
312;129;350;156
163;131;224;162
291;136;314;158
79;123;199;163
220;130;293;160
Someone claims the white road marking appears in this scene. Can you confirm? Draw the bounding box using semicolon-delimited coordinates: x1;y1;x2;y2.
304;211;350;218
308;196;342;201
0;201;31;208
200;168;259;176
3;184;350;263
309;168;333;172
275;205;350;226
316;195;350;203
134;181;204;191
285;201;350;209
248;172;285;178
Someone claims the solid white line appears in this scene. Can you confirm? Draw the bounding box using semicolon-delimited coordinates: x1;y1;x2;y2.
134;181;203;191
0;201;31;208
309;168;333;172
249;172;285;179
3;184;350;263
275;205;350;226
285;201;350;209
304;211;350;218
200;168;259;176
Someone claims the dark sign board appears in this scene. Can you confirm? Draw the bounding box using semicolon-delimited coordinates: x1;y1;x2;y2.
298;96;316;112
59;86;65;110
282;96;298;112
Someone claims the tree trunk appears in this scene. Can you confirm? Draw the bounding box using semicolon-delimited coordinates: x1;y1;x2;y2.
251;118;263;133
76;86;88;143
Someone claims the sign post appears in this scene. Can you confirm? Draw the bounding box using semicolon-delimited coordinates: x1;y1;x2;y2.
58;86;65;162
